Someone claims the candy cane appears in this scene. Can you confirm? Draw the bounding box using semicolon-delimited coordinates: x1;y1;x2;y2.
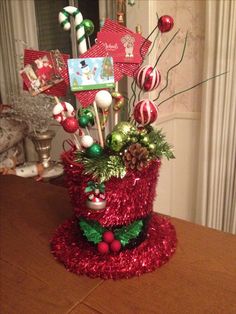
58;6;87;55
53;99;81;149
53;101;75;123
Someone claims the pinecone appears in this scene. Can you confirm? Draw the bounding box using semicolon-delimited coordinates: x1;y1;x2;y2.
123;143;149;171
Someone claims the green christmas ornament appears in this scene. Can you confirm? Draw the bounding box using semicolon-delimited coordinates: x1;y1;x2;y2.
148;143;156;153
140;134;151;146
86;143;103;158
83;109;94;125
138;128;148;137
114;121;137;137
129;136;138;143
83;19;94;36
106;131;126;152
79;115;90;128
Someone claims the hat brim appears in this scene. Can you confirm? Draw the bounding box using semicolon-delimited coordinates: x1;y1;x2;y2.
51;213;177;279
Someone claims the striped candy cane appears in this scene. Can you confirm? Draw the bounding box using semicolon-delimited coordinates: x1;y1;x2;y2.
58;6;87;55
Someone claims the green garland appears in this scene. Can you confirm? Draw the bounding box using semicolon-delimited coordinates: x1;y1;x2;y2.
76;153;126;182
147;129;175;160
75;129;174;182
79;218;144;246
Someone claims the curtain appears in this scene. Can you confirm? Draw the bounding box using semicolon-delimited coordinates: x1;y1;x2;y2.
196;0;236;234
0;0;38;103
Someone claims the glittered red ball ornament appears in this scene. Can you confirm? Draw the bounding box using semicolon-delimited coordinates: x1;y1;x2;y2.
110;240;121;252
98;241;109;254
103;231;115;243
62;117;79;133
133;99;158;126
136;65;161;91
158;15;174;33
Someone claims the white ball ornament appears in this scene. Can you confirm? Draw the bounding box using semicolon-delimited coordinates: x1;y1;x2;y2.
95;90;112;109
80;135;94;148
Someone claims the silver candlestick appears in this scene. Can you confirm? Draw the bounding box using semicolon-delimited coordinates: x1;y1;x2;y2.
29;130;55;168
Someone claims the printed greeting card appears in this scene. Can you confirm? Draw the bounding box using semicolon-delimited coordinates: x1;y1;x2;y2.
21;52;64;96
68;57;115;92
97;31;143;64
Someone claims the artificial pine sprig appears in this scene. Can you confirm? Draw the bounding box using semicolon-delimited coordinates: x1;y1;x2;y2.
147;129;175;160
76;152;126;182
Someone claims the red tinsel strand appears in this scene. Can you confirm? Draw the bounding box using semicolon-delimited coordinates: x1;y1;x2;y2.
61;150;161;227
51;213;177;280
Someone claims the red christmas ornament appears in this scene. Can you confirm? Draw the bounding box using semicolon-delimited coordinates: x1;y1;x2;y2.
98;241;109;254
103;231;115;243
110;240;121;252
158;15;174;33
62;117;79;133
133;99;158;126
136;65;161;91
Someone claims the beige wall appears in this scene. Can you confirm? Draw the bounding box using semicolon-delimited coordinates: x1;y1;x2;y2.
127;0;205;220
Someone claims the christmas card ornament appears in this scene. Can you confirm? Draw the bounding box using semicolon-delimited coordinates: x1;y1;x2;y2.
158;15;174;33
136;65;161;91
133;99;158;126
101;19;151;77
74;42;123;108
97;31;143;64
23;49;70;97
68;57;115;92
20;54;63;96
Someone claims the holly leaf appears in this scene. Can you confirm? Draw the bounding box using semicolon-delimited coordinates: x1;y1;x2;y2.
114;220;143;246
79;219;105;244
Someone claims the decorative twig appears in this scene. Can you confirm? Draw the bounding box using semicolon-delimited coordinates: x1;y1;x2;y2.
154;32;188;102
158;71;228;107
137;29;180;100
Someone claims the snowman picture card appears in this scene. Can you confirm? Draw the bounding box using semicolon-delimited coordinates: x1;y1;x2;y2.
68;57;115;92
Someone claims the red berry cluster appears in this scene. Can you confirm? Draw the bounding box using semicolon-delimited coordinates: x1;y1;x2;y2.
97;231;121;254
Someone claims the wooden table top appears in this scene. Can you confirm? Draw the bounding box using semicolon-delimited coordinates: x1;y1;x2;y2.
0;175;235;314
